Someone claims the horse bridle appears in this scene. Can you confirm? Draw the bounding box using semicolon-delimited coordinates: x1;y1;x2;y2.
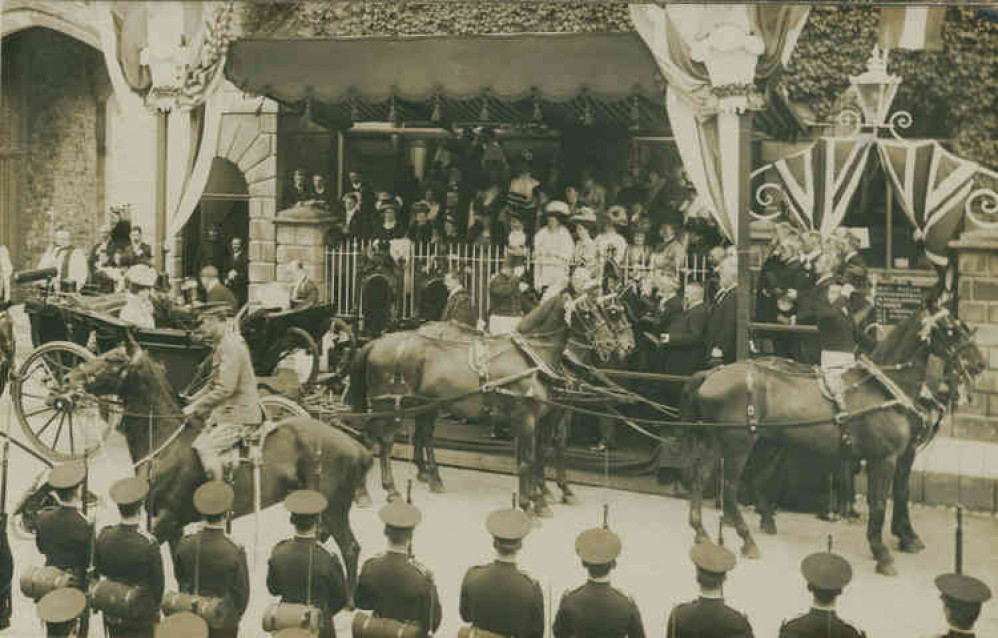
565;294;616;362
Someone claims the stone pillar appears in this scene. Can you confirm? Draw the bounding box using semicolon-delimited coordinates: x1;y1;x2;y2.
273;205;334;302
243;112;278;305
949;230;998;443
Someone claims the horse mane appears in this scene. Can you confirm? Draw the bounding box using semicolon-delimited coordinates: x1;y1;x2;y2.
127;349;183;416
871;310;924;365
516;293;565;335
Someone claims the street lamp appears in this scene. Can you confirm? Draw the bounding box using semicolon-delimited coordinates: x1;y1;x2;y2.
838;46;912;139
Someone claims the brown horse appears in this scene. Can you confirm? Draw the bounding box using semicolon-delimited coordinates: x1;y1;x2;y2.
64;339;372;602
681;308;984;575
347;289;628;515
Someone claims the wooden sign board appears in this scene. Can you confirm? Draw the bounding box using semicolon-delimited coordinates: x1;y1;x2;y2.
874;279;925;325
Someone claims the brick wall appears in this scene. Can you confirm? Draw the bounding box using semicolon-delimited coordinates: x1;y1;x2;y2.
1;28;109;269
951;231;998;444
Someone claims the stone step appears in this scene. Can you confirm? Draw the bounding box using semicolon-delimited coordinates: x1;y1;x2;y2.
949;410;998;444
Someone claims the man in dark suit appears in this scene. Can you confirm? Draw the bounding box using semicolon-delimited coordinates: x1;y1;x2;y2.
795;253;843;366
346;170;378;240
355;501;441;638
284;168;312;208
34;462;92;635
267;491;348;638
659;281;709;377
118;225;154;268
779;551;865;638
643;274;684;373
94;477;164;637
460;508;544;638
928;572;992;638
199;265;237;312
666;542;754;638
704;256;738;366
441;269;477;328
173;482;250;638
223;238;248;309
554;526;644;638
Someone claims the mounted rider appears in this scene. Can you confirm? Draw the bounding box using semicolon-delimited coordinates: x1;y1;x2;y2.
183;305;263;482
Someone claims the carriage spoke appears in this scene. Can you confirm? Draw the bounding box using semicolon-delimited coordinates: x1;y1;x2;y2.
51;412;66;451
23;405;56;420
67;411;75;456
35;410;61;439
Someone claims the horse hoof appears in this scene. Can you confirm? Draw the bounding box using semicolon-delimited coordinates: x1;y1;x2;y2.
534;503;554;518
429;481;446;494
899;536;925;554
561;492;578;506
354;492;373;508
386;490;402;503
760;518;777;535
876;561;898;577
416;471;430;484
741;544;761;560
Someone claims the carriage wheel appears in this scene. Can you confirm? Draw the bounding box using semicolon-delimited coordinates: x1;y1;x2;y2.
260;394;309;423
10;341;117;461
272;327;320;388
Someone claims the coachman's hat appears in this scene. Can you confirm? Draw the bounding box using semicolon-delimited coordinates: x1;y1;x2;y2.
690;541;736;574
193;481;234;517
285;490;327;516
800;552;853;590
49;462;86;489
154;611;209;638
935;573;992;605
575;527;622;565
379;501;422;530
110;477;149;507
486;508;531;542
37;587;86;625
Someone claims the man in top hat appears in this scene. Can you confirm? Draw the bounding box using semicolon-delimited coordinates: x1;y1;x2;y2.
666;542;753;638
441;269;477;328
779;551;864;638
459;508;544;638
120;264;160;329
94;477;164;638
267;490;347;638
35;462;93;588
38;587;88;638
199;265;237;312
355;501;441;638
929;573;992;638
184;302;262;481
553;526;645;638
173;482;249;638
38;228;89;293
154;611;209;638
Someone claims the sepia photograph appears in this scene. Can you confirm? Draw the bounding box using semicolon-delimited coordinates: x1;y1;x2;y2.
0;1;996;636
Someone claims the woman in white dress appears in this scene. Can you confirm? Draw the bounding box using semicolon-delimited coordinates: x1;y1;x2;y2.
533;201;575;293
118;264;158;329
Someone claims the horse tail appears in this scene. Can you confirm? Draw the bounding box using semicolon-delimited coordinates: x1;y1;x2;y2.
348;341;375;412
680;371;718;488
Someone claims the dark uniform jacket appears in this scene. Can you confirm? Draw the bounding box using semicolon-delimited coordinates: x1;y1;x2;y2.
95;523;165;625
666;597;754;638
661;302;709;376
442;288;477;327
489;273;526;317
779;609;865;638
796;277;837;364
705;287;737;365
798;277;855;356
119;242;153;268
174;526;250;631
355;551;441;638
35;504;92;583
553;581;645;638
460;560;545;638
267;536;348;637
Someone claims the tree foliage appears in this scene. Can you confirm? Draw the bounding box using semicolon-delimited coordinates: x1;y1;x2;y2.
239;3;997;167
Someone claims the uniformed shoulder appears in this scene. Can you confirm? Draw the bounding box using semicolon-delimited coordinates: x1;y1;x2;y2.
609;585;637;606
407;556;434;581
271;538;295;552
515;565;540;586
565;583;586;598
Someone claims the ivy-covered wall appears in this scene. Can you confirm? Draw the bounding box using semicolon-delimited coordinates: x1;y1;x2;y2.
239;3;997;169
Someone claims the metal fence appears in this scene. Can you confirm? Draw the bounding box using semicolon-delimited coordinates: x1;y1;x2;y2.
325;240;712;324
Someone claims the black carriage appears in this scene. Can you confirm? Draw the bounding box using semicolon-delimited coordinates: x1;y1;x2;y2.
238;302;333;387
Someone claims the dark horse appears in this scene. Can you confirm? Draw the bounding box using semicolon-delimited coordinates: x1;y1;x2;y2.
64;338;372;601
681;307;984;575
347;289;629;515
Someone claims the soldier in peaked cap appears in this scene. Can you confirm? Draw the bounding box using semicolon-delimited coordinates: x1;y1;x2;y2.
94;477;164;637
35;462;93;587
929;573;992;638
173;482;249;638
38;587;87;638
267;490;348;638
666;542;754;638
355;500;441;638
779;551;865;638
154;611;208;638
553;526;645;638
460;508;544;638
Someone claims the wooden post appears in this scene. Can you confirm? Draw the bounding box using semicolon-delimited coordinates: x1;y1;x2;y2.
155;112;169;271
720;109;755;361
